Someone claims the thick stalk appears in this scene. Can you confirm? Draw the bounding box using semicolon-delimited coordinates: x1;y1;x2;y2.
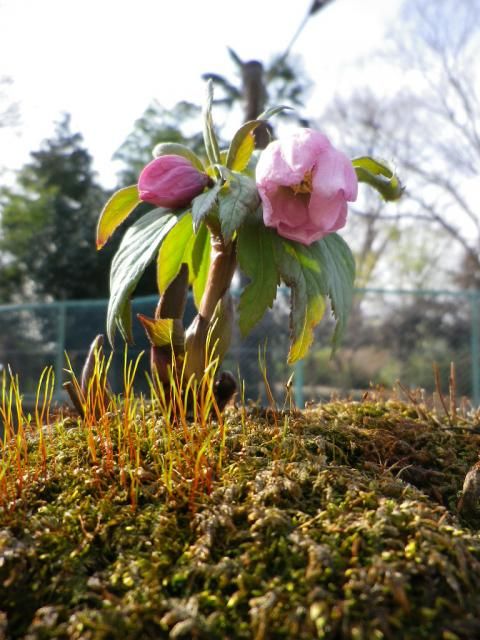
185;233;237;379
199;235;237;323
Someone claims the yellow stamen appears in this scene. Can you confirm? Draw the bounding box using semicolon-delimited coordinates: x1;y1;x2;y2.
290;169;313;195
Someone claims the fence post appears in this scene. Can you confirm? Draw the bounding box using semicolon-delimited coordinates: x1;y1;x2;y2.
55;302;66;398
294;359;304;408
471;292;480;407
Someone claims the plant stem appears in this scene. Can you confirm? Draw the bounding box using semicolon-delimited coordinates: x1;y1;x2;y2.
185;232;237;379
199;234;237;323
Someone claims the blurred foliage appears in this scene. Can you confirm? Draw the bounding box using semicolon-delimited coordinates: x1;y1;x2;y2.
114;52;312;187
322;0;480;290
301;293;473;399
0;76;19;130
114;101;207;187
0;116;113;302
204;49;312;126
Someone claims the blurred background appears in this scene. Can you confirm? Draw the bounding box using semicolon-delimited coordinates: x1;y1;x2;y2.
0;0;479;406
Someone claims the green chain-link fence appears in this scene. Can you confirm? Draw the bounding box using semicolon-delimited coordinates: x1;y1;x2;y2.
0;288;478;407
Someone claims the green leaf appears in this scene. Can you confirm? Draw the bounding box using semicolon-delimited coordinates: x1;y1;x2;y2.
316;233;356;349
277;233;355;361
191;182;222;231
223;108;293;174
237;224;279;336
118;299;133;349
107;209;178;345
232;134;255;172
274;239;328;364
157;213;194;293
152;142;204;172
137;314;185;352
217;171;259;242
257;105;293;120
203;80;221;166
96;185;140;249
188;222;211;309
226;121;260;171
353;156;403;201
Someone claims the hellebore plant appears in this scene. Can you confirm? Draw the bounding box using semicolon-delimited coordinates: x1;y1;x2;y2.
96;82;401;407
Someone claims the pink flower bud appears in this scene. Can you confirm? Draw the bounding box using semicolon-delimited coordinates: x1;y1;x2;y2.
138;155;210;209
256;129;358;245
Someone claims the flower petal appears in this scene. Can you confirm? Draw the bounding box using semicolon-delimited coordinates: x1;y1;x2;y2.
256;127;356;245
311;147;358;201
308;191;347;234
267;186;310;227
275;221;318;245
256;140;303;187
280;129;331;175
138;155;209;208
256;129;332;187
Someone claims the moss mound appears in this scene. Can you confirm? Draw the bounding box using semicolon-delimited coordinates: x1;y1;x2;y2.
2;398;480;639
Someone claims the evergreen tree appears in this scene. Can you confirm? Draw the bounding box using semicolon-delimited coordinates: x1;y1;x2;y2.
0;115;112;301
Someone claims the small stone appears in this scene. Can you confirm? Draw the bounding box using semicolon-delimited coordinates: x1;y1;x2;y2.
458;461;480;518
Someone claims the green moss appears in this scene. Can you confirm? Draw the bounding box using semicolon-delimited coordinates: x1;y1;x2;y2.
2;399;480;638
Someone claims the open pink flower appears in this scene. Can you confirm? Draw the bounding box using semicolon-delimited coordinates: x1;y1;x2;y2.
256;129;357;245
138;155;210;209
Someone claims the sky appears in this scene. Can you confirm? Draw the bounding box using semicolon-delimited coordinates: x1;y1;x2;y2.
0;0;402;187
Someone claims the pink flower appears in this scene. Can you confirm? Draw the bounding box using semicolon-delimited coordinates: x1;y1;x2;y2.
138;155;210;209
256;129;358;245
